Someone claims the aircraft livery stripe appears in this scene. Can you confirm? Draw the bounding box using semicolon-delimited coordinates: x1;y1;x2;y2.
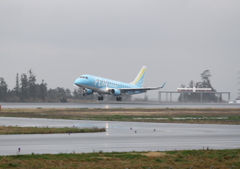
133;69;146;86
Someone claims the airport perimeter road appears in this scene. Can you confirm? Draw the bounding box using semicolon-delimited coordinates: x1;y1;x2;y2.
1;102;240;108
0;117;240;155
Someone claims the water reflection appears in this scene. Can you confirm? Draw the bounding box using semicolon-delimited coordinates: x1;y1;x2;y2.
105;122;109;129
106;122;109;136
74;123;105;128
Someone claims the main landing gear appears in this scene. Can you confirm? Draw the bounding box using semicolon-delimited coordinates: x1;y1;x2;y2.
98;96;104;101
116;97;122;101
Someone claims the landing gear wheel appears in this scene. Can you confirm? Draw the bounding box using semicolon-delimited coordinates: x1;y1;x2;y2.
116;97;122;101
98;96;104;101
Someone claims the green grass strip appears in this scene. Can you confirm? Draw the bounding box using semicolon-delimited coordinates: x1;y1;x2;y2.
0;126;105;135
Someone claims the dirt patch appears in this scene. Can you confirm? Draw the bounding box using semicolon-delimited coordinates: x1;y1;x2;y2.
143;152;166;157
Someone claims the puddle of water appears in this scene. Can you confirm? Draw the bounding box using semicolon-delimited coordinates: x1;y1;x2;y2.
133;118;168;120
74;123;130;129
74;123;105;128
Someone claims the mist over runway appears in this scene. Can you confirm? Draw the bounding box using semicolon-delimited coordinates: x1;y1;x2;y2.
0;117;240;155
1;102;240;109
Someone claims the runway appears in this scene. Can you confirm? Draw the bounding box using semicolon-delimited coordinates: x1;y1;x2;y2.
0;117;240;155
1;102;240;109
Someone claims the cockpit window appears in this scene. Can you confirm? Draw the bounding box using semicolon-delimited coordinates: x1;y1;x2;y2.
80;76;88;79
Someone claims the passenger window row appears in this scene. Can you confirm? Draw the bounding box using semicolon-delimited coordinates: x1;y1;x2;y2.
98;79;130;88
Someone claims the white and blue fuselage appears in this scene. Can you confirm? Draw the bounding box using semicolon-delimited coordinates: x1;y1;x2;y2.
74;66;165;101
74;75;145;95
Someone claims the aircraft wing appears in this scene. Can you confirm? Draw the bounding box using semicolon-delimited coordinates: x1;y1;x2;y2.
118;82;166;92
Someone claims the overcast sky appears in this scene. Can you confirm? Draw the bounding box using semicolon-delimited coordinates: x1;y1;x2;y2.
1;0;240;101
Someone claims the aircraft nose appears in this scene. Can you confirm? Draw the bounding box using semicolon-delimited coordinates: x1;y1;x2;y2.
74;78;82;85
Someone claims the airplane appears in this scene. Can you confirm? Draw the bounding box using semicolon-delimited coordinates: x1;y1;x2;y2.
74;66;166;101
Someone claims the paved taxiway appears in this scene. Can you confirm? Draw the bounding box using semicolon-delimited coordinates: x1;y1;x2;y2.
1;102;240;109
0;117;240;155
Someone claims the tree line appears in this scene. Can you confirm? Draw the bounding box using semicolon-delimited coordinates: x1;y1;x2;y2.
0;70;93;102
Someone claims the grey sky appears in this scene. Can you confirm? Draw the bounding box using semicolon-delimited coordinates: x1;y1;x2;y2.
1;0;240;100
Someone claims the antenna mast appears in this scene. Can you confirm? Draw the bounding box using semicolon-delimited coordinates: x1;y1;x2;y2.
238;71;240;100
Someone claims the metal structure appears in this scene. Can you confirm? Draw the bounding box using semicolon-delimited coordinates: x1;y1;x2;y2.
158;91;230;103
237;71;240;100
177;87;212;92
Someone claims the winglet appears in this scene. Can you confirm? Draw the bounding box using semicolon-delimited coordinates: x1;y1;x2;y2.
160;82;166;88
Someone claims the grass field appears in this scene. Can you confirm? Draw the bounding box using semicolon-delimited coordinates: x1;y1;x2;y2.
0;149;239;169
0;108;240;124
0;126;105;135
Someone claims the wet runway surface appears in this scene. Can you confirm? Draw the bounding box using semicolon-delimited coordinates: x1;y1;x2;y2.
1;102;240;108
0;117;240;155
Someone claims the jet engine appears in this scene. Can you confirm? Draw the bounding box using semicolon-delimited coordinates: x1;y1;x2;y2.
83;89;93;96
110;89;121;96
